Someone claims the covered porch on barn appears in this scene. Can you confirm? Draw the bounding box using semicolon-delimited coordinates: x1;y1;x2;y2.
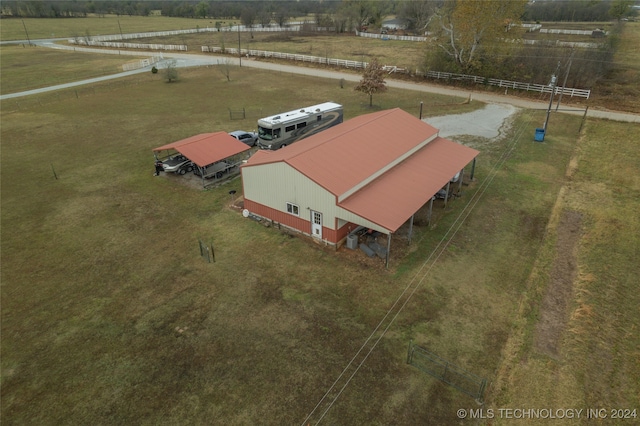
337;137;479;268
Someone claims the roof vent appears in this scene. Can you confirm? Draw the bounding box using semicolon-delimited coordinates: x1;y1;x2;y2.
315;108;321;112
273;115;281;120
300;109;305;112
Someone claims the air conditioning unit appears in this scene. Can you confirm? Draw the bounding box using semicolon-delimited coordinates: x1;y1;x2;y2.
346;234;358;250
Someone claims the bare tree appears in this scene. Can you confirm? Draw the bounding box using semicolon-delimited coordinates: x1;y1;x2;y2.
431;0;527;72
165;60;178;83
217;58;233;82
257;10;272;28
354;58;387;107
397;0;436;33
274;8;289;28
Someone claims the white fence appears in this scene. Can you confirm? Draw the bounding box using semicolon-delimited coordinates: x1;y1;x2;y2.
122;56;163;71
422;71;590;99
81;25;308;44
202;46;590;99
540;28;605;35
202;46;371;70
356;30;427;42
69;39;187;51
522;24;542;32
526;38;602;49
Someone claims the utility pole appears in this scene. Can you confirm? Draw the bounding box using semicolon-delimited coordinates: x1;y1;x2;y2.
22;19;32;46
238;24;242;67
556;49;575;111
543;61;561;133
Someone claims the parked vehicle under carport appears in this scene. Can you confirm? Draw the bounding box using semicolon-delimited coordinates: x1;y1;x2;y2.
193;160;234;179
162;154;193;175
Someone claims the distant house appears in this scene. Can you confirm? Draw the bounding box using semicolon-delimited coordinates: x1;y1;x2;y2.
241;108;479;255
382;18;406;31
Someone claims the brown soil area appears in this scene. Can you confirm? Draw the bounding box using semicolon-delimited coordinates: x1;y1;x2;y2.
534;210;583;357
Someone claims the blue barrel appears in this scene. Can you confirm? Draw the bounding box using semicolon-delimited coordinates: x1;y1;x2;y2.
534;128;545;142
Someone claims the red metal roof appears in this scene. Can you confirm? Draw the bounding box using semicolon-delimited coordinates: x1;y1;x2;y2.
245;108;441;196
338;137;479;232
243;108;479;233
153;132;250;167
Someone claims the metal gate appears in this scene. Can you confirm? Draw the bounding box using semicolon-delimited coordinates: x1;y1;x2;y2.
407;340;487;403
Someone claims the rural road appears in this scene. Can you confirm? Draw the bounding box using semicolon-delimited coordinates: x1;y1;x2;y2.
2;39;639;124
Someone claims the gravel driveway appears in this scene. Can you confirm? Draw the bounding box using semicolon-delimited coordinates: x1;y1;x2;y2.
425;104;518;139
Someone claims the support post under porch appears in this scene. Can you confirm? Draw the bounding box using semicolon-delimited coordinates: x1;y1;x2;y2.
385;233;392;269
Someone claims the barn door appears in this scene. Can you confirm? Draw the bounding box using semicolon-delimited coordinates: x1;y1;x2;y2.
311;210;322;239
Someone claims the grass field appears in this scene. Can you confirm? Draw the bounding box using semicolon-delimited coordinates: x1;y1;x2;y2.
0;44;149;95
2;16;639;425
0;14;224;41
3;15;639;112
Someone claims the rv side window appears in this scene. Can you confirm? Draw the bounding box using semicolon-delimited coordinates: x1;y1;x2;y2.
296;122;307;129
317;115;322;122
286;202;299;216
285;125;295;132
274;128;281;138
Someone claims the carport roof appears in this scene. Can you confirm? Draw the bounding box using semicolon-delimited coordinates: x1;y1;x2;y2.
338;137;479;233
153;132;250;167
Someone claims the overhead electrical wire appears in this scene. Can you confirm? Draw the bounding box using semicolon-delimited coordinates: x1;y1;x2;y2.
301;111;535;425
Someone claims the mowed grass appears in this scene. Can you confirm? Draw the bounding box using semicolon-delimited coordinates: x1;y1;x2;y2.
490;118;640;422
2;44;639;425
0;44;150;94
0;65;491;424
0;14;221;41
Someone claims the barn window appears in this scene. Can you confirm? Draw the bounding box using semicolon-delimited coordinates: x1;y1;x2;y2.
286;202;299;216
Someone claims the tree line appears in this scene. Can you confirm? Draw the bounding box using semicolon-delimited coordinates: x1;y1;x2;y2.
2;1;636;23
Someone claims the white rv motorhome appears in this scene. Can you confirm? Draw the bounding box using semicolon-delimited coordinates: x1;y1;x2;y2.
256;102;343;150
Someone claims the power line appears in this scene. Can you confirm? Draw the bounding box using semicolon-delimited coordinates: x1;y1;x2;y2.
301;112;535;425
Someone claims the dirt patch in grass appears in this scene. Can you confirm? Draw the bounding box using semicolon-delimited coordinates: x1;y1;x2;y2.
534;210;582;357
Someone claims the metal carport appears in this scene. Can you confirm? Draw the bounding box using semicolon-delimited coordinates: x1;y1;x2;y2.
153;132;251;187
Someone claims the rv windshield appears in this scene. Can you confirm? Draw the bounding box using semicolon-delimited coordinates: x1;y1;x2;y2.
258;126;273;140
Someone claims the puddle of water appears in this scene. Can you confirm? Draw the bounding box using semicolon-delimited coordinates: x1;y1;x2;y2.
425;104;518;139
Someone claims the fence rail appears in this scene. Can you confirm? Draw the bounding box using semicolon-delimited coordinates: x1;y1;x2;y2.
423;71;590;99
356;30;427;42
69;39;187;51
540;28;605;35
202;46;370;70
122;56;163;71
202;46;591;99
407;341;487;403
